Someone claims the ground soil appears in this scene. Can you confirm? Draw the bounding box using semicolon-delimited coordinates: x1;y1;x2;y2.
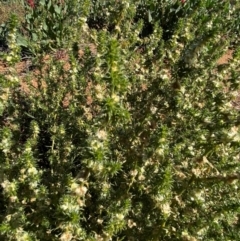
0;49;239;109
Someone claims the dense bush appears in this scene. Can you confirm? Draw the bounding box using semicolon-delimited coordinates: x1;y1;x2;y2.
0;0;240;240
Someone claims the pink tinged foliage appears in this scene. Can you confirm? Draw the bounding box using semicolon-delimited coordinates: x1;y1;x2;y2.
27;0;35;9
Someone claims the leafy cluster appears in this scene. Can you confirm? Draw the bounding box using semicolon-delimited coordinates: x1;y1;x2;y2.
0;0;240;240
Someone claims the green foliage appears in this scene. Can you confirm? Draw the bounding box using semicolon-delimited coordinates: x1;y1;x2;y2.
0;22;7;46
0;14;21;64
17;0;91;54
0;0;240;240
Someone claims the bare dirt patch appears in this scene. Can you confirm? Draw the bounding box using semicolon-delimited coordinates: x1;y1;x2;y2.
0;48;239;109
216;49;233;65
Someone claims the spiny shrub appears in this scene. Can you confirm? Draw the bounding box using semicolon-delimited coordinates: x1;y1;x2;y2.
0;0;240;240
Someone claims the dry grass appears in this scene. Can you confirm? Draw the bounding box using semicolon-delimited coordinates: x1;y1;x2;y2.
0;0;25;25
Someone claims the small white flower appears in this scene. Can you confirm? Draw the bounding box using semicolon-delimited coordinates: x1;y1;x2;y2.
75;185;87;196
182;230;189;238
1;180;9;189
16;228;32;241
97;219;104;224
130;169;138;177
28;167;38;175
95;84;103;92
72;67;78;73
161;203;171;217
1;180;16;193
111;93;120;103
9;196;17;202
59;126;65;135
96;130;107;140
32;124;39;136
60;202;79;213
197;227;208;236
29;182;38;189
138;174;145;181
79;17;87;23
60;231;73;241
6;75;19;83
115;25;121;32
5;215;12;222
156;148;164;157
96;92;104;100
95;163;103;172
82;23;89;32
61;204;68;211
116;213;124;220
111;65;118;72
25;146;32;154
206;21;213;29
227;126;239;139
194;191;205;202
70;183;78;191
161;74;169;80
192;168;201;177
150;106;157;114
128;219;137;228
200;134;206;141
135;64;140;70
156;195;164;202
90;139;103;151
